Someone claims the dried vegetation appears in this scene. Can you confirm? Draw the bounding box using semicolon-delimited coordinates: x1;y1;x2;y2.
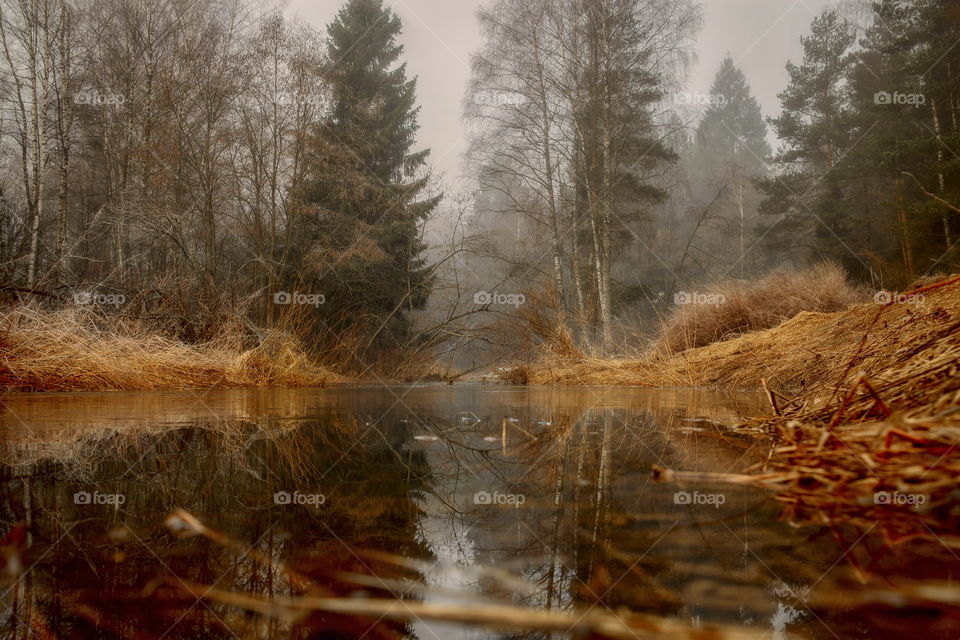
646;273;960;542
0;306;339;391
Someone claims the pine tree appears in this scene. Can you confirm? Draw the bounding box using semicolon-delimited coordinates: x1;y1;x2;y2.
800;0;960;282
841;0;931;280
296;0;439;349
757;9;856;267
858;0;960;276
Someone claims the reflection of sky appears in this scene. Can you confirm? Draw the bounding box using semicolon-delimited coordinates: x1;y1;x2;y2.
411;531;482;638
387;388;780;638
412;447;488;640
0;386;813;636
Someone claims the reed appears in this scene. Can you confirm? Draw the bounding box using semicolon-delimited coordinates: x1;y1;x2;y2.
654;261;863;353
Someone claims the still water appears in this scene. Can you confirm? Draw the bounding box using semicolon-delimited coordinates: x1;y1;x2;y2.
0;385;956;639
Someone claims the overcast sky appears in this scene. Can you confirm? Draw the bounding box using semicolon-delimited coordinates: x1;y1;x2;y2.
288;0;842;188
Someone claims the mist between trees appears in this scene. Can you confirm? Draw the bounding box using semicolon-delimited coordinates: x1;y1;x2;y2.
1;0;958;377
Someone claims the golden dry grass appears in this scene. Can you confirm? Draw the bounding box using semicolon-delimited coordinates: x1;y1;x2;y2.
0;306;341;391
525;273;960;393
645;274;960;541
655;261;863;353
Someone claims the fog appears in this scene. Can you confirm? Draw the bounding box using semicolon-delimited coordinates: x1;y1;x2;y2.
289;0;840;185
0;0;952;374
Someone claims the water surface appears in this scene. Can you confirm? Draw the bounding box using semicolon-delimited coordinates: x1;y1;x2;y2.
0;385;955;639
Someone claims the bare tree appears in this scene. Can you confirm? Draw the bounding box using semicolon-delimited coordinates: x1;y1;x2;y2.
0;0;73;287
466;0;699;353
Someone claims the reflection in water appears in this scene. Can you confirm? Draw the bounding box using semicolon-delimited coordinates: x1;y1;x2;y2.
0;385;958;639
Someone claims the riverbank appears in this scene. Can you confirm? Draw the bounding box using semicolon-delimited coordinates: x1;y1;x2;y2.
517;273;960;393
553;272;960;540
0;307;339;391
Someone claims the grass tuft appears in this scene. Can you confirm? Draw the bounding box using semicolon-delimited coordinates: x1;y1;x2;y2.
0;305;339;391
655;261;863;354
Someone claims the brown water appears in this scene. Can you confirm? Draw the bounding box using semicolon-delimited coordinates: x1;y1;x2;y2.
0;385;956;639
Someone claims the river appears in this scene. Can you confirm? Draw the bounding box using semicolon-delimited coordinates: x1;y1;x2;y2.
0;385;955;639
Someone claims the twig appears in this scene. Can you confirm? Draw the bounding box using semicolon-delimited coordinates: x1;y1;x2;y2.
761;378;781;417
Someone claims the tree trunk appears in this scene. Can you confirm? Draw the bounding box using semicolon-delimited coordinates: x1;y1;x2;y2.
931;97;952;249
56;147;67;283
896;174;915;279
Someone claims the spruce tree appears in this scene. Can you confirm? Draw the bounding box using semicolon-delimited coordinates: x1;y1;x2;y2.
297;0;439;349
688;56;771;277
696;57;770;172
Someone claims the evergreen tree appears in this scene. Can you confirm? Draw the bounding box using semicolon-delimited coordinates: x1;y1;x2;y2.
296;0;439;351
775;0;960;283
757;2;960;284
688;56;771;277
757;9;856;267
841;0;931;280
850;0;960;278
696;57;770;170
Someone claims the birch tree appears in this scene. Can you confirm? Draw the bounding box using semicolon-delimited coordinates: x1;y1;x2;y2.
0;0;71;287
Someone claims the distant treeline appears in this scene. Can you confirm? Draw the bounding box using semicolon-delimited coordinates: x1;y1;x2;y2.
464;0;960;353
2;0;958;365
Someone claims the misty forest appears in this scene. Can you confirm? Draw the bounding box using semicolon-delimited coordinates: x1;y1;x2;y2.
2;0;960;639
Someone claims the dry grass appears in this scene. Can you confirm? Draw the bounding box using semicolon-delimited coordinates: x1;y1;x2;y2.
524;273;960;393
655;262;863;353
648;274;960;542
0;306;341;391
